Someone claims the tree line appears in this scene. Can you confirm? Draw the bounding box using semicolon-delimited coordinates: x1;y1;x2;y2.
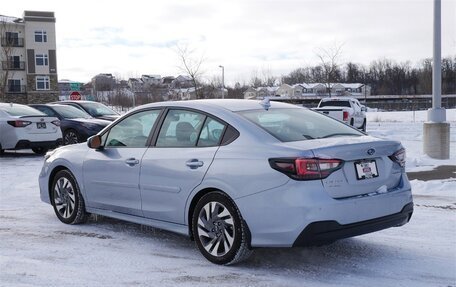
279;57;455;95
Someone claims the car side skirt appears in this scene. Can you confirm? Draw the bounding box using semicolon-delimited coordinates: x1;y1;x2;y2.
85;207;190;237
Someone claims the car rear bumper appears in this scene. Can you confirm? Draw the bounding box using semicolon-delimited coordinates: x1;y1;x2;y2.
292;202;413;247
14;139;62;150
236;173;413;247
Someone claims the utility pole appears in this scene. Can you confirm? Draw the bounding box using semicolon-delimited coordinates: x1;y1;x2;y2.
219;65;224;99
423;0;450;159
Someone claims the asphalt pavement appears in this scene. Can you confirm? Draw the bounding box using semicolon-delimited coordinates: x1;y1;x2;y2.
407;165;456;181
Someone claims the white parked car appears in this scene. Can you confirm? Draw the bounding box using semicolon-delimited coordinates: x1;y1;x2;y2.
314;97;367;131
0;103;62;155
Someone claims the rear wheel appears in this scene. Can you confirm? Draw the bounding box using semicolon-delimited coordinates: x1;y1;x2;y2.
350;118;354;127
32;147;48;155
192;192;252;265
63;129;80;145
361;119;367;132
51;170;88;224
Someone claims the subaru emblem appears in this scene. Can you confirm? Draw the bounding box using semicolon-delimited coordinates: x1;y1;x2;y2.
367;148;376;156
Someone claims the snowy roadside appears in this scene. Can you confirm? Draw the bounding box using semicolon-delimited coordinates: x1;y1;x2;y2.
0;110;455;287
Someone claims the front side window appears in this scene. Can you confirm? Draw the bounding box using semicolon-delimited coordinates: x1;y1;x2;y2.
156;109;206;147
238;108;363;142
36;76;50;90
36;54;49;66
104;110;161;148
34;30;47;42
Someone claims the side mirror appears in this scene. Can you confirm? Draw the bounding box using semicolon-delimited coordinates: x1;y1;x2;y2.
87;135;102;149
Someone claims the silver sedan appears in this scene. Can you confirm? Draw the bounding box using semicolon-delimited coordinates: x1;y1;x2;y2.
38;99;413;265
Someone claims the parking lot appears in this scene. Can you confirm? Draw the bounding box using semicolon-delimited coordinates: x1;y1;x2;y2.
1;113;455;287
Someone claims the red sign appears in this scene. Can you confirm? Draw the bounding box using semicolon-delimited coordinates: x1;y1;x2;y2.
69;91;81;100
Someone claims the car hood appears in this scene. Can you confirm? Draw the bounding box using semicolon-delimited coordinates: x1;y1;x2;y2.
96;115;119;121
67;117;111;127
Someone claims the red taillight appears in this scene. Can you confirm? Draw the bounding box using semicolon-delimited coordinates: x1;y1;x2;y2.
269;158;343;180
51;120;60;126
343;111;349;121
7;120;32;128
389;148;406;168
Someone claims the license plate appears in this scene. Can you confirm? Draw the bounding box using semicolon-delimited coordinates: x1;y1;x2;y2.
36;122;46;129
354;160;379;180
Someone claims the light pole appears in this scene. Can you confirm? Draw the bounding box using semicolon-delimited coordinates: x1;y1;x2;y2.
219;65;224;99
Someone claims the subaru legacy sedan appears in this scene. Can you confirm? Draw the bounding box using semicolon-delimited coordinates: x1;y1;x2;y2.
39;99;413;265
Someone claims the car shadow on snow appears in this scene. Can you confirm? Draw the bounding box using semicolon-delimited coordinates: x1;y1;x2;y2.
80;214;398;272
0;150;44;158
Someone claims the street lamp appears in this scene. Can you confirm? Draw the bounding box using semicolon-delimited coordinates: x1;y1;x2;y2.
219;65;224;99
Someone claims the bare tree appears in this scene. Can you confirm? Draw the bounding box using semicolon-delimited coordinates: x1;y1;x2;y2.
175;44;204;99
315;43;344;97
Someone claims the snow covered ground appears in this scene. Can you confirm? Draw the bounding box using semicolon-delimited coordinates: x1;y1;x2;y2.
0;110;455;287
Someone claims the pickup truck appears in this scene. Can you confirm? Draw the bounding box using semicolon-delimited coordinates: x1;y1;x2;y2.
313;97;367;131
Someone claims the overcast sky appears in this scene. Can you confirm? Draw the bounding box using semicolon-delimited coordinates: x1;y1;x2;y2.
3;0;456;85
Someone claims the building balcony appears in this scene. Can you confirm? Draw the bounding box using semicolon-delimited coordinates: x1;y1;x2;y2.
1;61;25;70
7;85;26;93
1;37;24;47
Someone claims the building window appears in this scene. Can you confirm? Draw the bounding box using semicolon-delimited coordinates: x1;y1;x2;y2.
35;54;49;66
34;30;47;42
36;76;50;90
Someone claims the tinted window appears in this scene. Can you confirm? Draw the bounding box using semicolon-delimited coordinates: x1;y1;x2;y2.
78;102;118;117
33;106;57;117
52;105;92;119
319;100;351;107
197;117;226;147
105;110;160;148
238;108;363;142
156;110;206;147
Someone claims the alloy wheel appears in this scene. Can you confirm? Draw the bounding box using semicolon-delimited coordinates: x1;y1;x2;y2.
197;201;235;257
53;177;76;219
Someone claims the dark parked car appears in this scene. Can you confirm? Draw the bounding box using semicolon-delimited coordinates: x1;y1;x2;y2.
52;100;120;121
30;104;111;145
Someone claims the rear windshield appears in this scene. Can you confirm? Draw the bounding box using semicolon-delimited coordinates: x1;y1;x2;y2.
319;100;351;107
1;105;46;117
52;105;92;119
238;108;363;142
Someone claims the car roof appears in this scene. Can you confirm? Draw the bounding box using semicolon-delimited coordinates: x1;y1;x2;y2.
136;99;300;112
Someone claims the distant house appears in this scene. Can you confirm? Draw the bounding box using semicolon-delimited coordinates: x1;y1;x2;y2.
172;75;193;88
141;74;161;86
169;87;196;101
127;78;143;92
244;83;371;99
161;76;175;87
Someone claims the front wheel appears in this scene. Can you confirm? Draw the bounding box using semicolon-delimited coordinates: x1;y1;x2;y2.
51;170;88;224
192;192;252;265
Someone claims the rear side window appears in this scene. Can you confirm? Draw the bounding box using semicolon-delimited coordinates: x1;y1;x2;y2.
155;109;227;148
156;110;205;147
238;108;362;142
319;100;351;107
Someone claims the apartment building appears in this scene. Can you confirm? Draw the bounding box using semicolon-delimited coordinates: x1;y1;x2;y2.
0;11;58;104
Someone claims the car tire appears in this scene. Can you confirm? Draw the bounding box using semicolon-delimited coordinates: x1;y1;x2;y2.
32;147;48;155
350;118;354;127
0;144;4;155
361;119;367;132
63;129;80;145
192;191;252;265
50;170;88;225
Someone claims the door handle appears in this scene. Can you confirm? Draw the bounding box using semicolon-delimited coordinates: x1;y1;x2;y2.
186;159;204;169
125;158;140;166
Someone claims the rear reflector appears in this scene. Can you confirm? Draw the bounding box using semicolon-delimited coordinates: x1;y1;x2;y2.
269;158;344;180
7;120;32;128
